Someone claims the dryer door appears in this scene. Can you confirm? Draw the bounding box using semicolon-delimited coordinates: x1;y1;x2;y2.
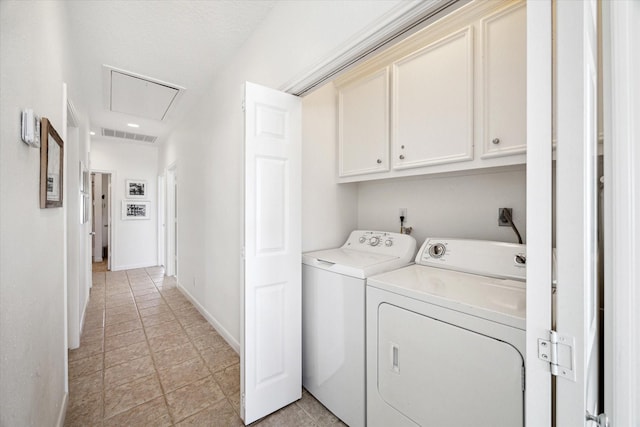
376;303;524;427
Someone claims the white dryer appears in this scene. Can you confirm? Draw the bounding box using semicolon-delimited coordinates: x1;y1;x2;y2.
302;230;416;427
366;238;527;427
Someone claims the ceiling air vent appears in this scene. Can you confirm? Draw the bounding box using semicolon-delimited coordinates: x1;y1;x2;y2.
101;127;157;143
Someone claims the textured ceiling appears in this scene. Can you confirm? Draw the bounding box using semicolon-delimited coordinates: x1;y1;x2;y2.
64;1;276;144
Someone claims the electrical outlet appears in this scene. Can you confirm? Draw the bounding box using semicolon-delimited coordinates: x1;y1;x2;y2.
498;208;512;226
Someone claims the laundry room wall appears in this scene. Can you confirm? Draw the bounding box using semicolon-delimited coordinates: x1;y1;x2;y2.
302;83;359;253
0;1;74;425
357;168;527;248
159;0;412;349
91;139;159;270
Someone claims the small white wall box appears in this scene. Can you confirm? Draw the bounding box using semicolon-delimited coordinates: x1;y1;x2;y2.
21;109;40;147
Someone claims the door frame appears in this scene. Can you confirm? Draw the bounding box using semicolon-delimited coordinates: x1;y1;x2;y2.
157;174;166;267
554;0;600;423
91;169;115;271
525;0;554;424
165;163;178;277
602;1;640;424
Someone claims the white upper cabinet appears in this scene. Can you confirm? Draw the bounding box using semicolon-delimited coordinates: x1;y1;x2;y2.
338;68;389;177
481;2;527;158
392;27;474;170
335;1;527;183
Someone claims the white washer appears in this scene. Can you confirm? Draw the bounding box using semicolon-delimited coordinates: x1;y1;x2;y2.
302;230;416;427
366;238;527;427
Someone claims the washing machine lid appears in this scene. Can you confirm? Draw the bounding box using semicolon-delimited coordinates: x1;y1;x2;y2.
367;264;525;330
302;230;417;279
302;248;403;279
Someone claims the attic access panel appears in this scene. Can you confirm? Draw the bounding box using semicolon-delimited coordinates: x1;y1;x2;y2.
109;69;181;121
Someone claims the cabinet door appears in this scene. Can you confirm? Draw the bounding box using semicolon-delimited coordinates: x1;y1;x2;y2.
392;27;474;170
481;3;527;158
338;68;389;177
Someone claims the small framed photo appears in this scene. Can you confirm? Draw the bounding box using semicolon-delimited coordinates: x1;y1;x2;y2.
126;179;147;198
122;200;150;220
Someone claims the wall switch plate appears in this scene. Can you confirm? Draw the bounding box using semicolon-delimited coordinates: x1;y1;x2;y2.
498;208;512;226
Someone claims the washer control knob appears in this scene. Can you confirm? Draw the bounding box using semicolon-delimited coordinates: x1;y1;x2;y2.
515;254;526;265
359;236;366;244
370;236;380;246
428;243;446;258
385;239;393;247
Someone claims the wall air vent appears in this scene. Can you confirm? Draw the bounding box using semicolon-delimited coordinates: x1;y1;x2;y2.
101;128;158;143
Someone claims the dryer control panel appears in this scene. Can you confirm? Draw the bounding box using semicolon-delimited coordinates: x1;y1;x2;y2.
417;238;527;281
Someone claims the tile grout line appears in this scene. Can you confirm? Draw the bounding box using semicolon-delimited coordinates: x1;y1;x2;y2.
78;268;240;425
151;271;233;424
126;269;175;426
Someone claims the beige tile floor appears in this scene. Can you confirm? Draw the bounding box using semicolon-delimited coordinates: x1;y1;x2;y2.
65;265;345;426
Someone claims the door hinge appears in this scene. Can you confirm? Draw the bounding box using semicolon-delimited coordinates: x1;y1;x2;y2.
586;411;609;427
538;330;576;381
241;99;246;112
241;246;245;259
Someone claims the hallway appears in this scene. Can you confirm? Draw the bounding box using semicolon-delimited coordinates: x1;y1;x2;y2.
66;267;341;426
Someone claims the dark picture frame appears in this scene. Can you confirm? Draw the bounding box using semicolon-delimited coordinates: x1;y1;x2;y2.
40;118;64;208
125;179;147;198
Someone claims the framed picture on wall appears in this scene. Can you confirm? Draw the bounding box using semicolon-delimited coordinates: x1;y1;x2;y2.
122;200;150;220
125;179;147;198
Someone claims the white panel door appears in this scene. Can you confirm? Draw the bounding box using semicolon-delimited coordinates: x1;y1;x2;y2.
242;82;302;424
556;0;600;424
525;1;553;425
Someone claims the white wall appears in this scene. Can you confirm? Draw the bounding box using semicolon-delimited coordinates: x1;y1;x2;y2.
0;1;71;425
302;83;358;252
91;140;159;270
300;80;527;250
159;0;410;348
357;169;527;247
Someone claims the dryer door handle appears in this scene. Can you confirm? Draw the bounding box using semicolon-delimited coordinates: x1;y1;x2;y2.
391;342;400;373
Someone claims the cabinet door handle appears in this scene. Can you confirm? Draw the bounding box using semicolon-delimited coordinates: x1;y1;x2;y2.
492;138;501;145
376;159;382;164
399;154;405;160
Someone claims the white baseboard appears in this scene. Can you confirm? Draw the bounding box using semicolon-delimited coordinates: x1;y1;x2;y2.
177;283;240;353
111;262;159;271
92;256;103;262
56;392;68;427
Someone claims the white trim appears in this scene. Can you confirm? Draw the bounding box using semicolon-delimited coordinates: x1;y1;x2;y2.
55;392;68;427
165;163;177;277
61;82;69;393
178;282;240;353
66;99;80;128
110;261;158;272
157;175;165;267
91;169;116;271
555;0;600;423
603;1;640;425
281;0;466;96
525;1;553;425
